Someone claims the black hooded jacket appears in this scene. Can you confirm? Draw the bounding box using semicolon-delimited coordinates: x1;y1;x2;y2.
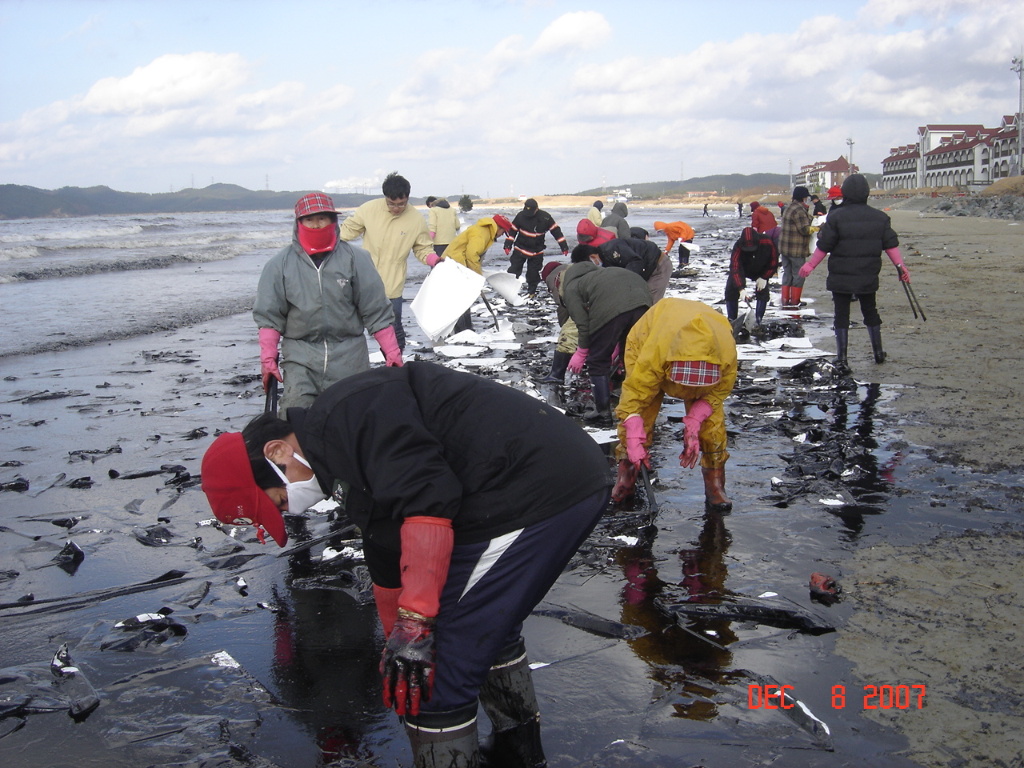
288;362;610;586
598;237;662;279
815;175;899;295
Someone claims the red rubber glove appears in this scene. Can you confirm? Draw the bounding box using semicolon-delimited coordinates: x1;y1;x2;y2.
680;399;713;469
380;517;453;716
373;326;404;367
568;347;589;374
381;612;436;716
623;415;649;467
611;459;638;502
373;584;402;637
886;248;910;282
258;327;283;392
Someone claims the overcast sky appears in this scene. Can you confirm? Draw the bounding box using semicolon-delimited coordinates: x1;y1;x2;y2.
1;0;1022;197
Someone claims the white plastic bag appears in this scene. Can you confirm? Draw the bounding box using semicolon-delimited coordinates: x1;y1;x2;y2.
410;259;486;341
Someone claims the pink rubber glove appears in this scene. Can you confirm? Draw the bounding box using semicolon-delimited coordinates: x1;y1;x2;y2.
426;253;442;268
799;248;827;279
623;415;649;467
568;347;589;374
258;327;283;392
373;326;404;367
886;248;910;282
680;399;713;469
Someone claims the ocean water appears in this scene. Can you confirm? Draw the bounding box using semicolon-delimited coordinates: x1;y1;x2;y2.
0;210;293;358
0;205;738;359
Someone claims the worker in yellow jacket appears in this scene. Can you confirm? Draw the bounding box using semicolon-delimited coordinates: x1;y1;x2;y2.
441;215;513;333
612;299;737;511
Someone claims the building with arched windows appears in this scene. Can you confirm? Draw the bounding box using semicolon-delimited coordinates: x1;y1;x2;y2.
881;117;1021;191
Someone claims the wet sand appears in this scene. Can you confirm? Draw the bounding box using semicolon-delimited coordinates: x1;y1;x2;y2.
1;204;1022;767
798;206;1024;768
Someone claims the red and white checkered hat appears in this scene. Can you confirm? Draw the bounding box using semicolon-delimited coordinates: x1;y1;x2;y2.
294;192;337;220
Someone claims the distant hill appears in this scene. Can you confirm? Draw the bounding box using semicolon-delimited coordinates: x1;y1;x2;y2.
0;183;385;219
576;172;882;198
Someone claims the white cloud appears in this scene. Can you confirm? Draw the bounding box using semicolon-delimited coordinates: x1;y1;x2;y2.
81;52;249;115
531;11;611;56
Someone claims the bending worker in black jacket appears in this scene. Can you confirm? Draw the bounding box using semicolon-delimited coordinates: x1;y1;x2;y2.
200;362;611;767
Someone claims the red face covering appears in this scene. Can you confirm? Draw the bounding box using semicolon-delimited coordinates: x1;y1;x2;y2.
297;221;338;255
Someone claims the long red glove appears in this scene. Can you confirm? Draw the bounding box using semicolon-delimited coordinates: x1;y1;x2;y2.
885;247;910;282
568;347;589;374
258;327;283;392
680;399;713;469
799;248;827;279
373;584;402;637
380;516;453;717
373;326;404;367
623;415;649;467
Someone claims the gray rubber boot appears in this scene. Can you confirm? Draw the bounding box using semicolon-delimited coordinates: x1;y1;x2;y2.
583;375;612;424
834;327;850;371
538;351;571;384
479;639;546;768
867;325;886;363
405;706;480;768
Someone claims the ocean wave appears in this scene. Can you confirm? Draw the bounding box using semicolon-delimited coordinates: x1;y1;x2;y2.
0;245;41;261
0;223;146;243
0;296;255;360
2;249;251;282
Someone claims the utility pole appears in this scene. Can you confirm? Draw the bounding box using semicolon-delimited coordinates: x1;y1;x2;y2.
1012;52;1023;176
846;138;855;177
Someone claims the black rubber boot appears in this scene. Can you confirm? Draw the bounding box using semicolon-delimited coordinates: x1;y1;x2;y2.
479;639;546;768
867;325;886;363
583;375;612;424
834;327;850;371
755;294;768;324
405;705;480;768
725;297;739;321
538;351;571;384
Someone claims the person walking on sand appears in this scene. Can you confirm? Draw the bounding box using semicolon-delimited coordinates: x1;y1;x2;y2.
199;361;611;768
610;298;737;512
778;186;814;309
725;226;778;326
425;196;461;257
653;220;696;268
441;214;514;333
799;173;911;370
340;172;437;350
562;246;653;424
702;203;710;217
254;193;402;412
504;198;569;298
737;201;743;218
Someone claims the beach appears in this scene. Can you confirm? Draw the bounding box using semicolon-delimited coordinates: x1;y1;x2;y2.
1;201;1022;767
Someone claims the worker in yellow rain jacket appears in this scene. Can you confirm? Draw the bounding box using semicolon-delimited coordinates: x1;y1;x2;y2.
612;298;737;512
441;215;513;333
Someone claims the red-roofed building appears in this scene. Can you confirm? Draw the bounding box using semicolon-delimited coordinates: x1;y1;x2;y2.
794;156;857;191
881;118;1021;191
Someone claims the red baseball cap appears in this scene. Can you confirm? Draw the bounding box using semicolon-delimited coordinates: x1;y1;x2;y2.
294;192;337;220
201;432;288;546
492;214;512;234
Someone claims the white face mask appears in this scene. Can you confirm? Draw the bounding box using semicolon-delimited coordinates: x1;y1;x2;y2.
266;452;326;513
